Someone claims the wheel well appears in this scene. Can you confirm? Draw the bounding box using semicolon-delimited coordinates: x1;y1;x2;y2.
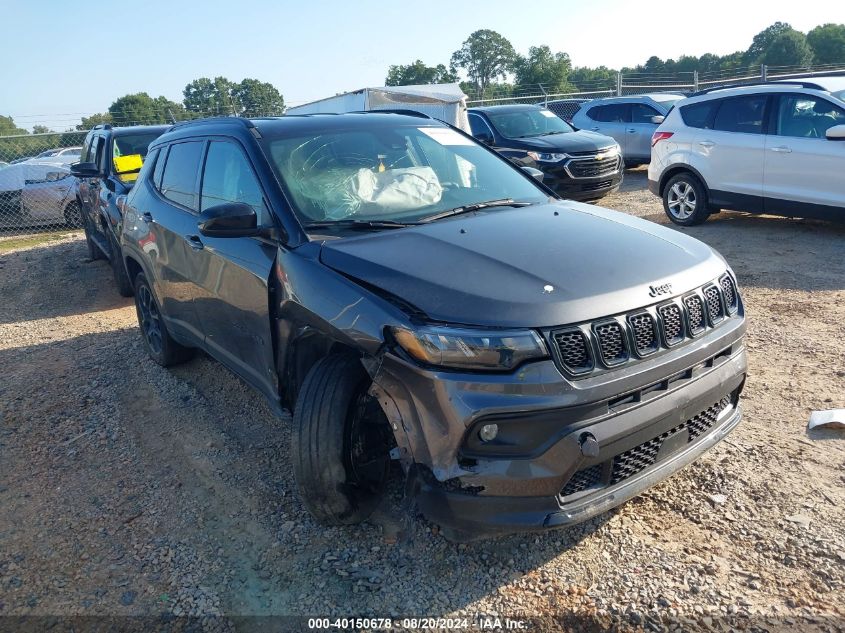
282;331;359;409
124;256;142;286
658;166;696;196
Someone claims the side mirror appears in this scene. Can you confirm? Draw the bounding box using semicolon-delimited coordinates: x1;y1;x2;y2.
475;132;494;145
650;115;665;125
825;124;845;140
70;161;100;178
198;202;258;238
521;166;545;182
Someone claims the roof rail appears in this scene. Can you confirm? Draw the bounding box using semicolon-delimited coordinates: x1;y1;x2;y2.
349;109;433;119
170;116;256;130
93;123;112;130
690;80;827;97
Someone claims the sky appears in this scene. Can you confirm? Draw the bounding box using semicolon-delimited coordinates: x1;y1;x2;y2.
1;0;842;130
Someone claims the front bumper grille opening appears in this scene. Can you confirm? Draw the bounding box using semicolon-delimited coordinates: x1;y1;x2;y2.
687;396;731;442
703;285;724;325
560;464;604;496
684;294;706;336
553;329;593;374
658;303;685;346
720;274;738;313
594;321;628;366
629;312;659;356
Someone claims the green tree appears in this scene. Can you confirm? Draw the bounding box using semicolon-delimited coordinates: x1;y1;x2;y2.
232;78;285;116
183;76;237;116
745;22;794;64
450;29;516;93
807;23;845;64
512;46;572;91
0;115;28;137
761;29;814;67
108;93;184;125
568;66;616;90
32;125;52;134
76;112;113;130
385;60;457;86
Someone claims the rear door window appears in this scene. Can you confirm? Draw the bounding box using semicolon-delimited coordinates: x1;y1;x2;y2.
158;141;204;211
713;96;768;134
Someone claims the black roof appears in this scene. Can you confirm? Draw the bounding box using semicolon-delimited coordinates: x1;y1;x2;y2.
468;104;545;114
102;124;171;136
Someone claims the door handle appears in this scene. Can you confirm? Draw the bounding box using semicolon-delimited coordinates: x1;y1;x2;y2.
141;211;153;223
185;234;204;250
627;128;636;133
698;140;715;148
590;126;600;131
770;146;792;153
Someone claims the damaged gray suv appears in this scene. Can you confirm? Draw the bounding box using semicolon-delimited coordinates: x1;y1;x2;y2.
121;113;747;540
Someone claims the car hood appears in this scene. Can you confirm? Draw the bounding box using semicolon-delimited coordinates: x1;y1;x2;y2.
503;130;617;153
318;202;728;328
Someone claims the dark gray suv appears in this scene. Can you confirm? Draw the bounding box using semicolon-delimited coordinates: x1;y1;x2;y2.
121;113;747;540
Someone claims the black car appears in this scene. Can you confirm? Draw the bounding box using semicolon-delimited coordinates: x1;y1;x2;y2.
468;104;623;201
72;124;170;296
120;113;746;540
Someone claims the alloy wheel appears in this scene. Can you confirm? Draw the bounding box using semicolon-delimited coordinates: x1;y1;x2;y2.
667;181;697;220
137;285;163;355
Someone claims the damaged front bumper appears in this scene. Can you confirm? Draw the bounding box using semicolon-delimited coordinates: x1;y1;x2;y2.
369;318;746;537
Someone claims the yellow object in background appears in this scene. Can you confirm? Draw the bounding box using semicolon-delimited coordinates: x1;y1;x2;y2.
114;153;143;174
377;154;386;172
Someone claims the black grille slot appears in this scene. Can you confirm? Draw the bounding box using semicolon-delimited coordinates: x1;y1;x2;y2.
703;285;724;324
659;303;684;346
629;313;658;356
610;398;732;485
594;321;627;365
560;464;604;497
720;275;738;313
684;295;705;335
567;156;620;178
581;179;613;192
553;329;592;374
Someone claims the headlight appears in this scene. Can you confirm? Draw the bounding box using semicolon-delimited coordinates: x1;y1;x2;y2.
391;325;548;371
600;144;621;157
536;152;567;162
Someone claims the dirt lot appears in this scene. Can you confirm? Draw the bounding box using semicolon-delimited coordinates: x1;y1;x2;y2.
1;168;843;631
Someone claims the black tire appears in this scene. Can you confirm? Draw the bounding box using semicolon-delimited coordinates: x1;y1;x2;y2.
133;273;193;367
292;354;393;525
83;219;106;261
109;233;133;297
64;201;83;228
662;172;710;226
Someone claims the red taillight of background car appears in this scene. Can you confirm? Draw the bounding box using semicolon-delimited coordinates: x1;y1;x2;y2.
651;131;674;147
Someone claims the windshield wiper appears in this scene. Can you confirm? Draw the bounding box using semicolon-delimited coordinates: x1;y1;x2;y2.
418;199;531;223
303;219;420;231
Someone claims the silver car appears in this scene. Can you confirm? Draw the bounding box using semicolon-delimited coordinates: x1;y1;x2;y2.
572;94;684;165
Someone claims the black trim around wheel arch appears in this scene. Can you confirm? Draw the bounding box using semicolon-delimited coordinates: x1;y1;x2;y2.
656;163;710;198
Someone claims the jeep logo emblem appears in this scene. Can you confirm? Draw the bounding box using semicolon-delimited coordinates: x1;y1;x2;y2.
648;282;672;298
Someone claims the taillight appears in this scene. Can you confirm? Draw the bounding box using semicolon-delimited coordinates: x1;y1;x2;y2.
116;195;128;215
651;131;674;147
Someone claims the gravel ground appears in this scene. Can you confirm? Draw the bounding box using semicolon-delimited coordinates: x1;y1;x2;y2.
1;169;843;631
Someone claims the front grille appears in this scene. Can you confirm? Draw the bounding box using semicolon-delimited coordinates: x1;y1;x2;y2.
720;275;738;313
560;464;603;496
659;303;684;346
567;156;620;179
553;329;592;374
703;285;724;324
629;313;658;356
595;321;627;366
684;295;705;335
610;397;732;485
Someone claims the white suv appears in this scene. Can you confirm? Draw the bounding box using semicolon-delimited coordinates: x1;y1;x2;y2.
648;77;845;225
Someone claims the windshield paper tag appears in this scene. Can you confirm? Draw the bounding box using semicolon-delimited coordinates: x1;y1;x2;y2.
418;127;475;145
540;110;557;118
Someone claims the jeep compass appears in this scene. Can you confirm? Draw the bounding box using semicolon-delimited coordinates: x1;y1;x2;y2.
121;113;747;539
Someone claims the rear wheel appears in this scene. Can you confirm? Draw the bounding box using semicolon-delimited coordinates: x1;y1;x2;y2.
109;232;133;297
662;173;710;226
133;273;193;367
292;354;393;525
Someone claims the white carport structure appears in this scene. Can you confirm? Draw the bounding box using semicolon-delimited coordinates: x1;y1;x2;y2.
285;83;470;132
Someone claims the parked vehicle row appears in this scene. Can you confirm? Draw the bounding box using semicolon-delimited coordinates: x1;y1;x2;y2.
104;112;747;540
0;160;80;229
649;77;845;225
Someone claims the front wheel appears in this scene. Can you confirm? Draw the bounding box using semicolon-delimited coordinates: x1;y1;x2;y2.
662;173;710;226
292;354;393;525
